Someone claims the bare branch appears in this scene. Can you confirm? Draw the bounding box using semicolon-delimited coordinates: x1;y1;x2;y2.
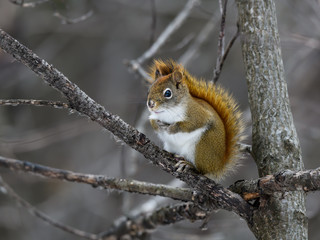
0;155;194;201
0;28;254;224
124;59;153;84
213;22;240;83
99;203;208;239
0;99;70;109
127;0;199;81
229;168;320;200
0;176;99;240
135;0;199;65
218;0;227;56
0;173;209;239
213;0;228;83
179;11;220;66
9;0;50;8
149;0;157;46
53;10;94;25
0;120;95;154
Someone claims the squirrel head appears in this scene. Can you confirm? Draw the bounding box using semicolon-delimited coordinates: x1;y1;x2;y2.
147;62;190;124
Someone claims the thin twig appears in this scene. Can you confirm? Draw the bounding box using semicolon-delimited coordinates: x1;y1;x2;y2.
218;0;227;55
135;0;199;65
0;175;100;240
149;0;157;46
127;0;199;81
0;99;70;109
195;2;214;16
213;0;228;83
9;0;50;7
169;33;195;52
213;21;240;83
179;10;220;66
0;120;96;154
127;0;199;82
53;10;93;24
0;155;194;201
124;59;153;84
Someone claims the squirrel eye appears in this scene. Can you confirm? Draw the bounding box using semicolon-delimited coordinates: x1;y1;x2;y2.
163;88;172;99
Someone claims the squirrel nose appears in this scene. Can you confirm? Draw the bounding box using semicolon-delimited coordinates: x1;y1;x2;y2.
148;99;155;109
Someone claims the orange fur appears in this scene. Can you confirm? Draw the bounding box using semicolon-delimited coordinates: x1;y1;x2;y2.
149;59;245;177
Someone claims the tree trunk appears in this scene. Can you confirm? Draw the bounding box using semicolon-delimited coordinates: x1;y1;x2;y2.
236;0;308;239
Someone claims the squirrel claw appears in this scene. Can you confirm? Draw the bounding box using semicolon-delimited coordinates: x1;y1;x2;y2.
174;157;194;173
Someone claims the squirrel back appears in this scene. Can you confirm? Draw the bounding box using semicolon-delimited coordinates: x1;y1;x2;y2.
148;59;245;178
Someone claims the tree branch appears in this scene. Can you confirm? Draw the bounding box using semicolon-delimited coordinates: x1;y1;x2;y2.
179;11;220;66
213;0;228;82
0;28;253;225
0;174;209;240
0;99;70;109
0;175;99;240
213;22;240;83
53;10;94;25
127;0;199;82
0;155;194;201
229;168;320;200
9;0;50;8
237;1;307;237
99;202;208;239
135;0;199;65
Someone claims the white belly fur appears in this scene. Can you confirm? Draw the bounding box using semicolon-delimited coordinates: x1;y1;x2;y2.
157;126;207;165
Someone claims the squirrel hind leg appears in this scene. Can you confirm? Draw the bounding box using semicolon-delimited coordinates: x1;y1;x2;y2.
174;155;196;173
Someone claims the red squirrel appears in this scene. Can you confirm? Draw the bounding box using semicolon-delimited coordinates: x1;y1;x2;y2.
147;60;245;179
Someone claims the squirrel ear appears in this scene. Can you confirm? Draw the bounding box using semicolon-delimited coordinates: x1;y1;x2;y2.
155;69;162;79
172;71;183;89
172;71;183;83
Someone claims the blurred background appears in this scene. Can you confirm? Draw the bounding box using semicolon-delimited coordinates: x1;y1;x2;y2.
0;0;319;239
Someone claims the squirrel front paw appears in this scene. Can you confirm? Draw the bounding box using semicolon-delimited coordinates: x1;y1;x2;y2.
157;120;171;130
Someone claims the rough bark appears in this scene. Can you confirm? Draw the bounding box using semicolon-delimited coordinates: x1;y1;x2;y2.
236;0;307;239
229;168;320;197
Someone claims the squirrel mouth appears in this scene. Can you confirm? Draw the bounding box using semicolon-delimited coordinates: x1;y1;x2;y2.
154;110;164;114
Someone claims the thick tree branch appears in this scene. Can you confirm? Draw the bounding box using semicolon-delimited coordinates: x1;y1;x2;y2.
237;0;307;238
0;155;193;201
0;28;253;225
229;168;320;199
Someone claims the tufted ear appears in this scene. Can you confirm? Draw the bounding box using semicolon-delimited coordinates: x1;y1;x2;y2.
172;71;183;82
172;71;183;89
155;69;162;79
